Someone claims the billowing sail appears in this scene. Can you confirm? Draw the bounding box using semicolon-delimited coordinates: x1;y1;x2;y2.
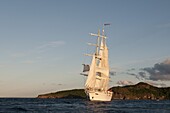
95;38;110;91
85;55;96;89
103;44;109;72
99;38;109;70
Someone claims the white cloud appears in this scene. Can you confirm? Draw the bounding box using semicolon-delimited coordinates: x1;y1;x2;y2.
11;40;66;57
35;41;66;54
9;40;66;65
116;80;134;86
37;41;66;49
146;81;166;87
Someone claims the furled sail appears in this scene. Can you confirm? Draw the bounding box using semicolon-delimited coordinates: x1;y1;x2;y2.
82;64;90;72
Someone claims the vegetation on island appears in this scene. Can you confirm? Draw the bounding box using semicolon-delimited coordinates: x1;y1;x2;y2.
111;82;170;100
37;82;170;100
37;89;86;99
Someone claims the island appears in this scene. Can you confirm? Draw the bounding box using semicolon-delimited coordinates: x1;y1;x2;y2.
37;82;170;100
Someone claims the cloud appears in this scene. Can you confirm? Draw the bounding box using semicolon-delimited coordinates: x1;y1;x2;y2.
11;41;66;57
126;72;145;81
138;72;146;77
109;67;122;76
146;82;166;87
109;71;116;76
126;72;137;76
138;72;147;79
116;80;134;86
127;68;136;71
126;59;170;81
37;41;66;49
142;59;170;81
35;41;66;54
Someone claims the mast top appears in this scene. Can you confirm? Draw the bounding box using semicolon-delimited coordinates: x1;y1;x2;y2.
90;23;110;38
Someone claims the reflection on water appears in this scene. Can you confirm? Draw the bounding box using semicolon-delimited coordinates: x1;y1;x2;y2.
85;101;110;112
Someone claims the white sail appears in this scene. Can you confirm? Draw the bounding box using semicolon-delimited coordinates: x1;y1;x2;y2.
94;37;109;90
85;54;96;89
99;38;109;71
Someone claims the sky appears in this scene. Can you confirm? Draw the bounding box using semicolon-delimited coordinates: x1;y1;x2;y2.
0;0;170;97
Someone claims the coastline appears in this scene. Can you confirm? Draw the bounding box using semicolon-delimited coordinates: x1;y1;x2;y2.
37;82;170;100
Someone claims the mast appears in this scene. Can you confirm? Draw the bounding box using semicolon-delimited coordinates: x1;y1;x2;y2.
96;29;100;56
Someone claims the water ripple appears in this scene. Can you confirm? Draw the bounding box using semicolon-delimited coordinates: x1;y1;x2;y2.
0;98;170;113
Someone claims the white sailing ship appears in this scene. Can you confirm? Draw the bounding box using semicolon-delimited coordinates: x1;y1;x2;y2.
81;24;113;101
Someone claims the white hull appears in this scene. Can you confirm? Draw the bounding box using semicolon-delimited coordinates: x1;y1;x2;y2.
87;91;113;101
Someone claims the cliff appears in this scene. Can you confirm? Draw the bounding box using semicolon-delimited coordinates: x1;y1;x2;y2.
37;82;170;100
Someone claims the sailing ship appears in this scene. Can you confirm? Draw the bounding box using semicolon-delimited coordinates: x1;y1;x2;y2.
81;24;113;101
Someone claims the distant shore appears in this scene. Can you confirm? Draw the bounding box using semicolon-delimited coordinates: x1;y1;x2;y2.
37;82;170;100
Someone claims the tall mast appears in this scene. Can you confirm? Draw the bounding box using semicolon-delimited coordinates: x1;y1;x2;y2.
96;29;100;56
102;24;106;48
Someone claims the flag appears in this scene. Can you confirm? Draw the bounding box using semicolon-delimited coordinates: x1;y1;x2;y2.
104;23;111;26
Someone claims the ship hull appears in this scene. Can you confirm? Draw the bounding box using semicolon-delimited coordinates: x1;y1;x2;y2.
87;91;113;101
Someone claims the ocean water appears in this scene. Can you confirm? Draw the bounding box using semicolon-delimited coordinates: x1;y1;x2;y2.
0;98;170;113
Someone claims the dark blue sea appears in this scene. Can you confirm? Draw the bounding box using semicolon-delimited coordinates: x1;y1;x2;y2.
0;98;170;113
